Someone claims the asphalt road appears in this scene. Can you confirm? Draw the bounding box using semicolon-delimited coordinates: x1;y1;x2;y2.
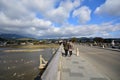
77;45;120;80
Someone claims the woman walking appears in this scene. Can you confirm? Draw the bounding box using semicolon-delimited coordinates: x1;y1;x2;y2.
68;41;74;56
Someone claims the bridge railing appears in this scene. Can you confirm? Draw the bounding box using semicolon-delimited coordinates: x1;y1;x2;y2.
41;45;63;80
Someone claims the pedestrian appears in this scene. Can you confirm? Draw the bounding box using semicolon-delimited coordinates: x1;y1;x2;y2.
68;41;74;56
63;41;69;57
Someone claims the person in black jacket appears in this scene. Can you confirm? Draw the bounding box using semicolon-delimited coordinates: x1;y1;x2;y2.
68;41;74;56
63;41;69;57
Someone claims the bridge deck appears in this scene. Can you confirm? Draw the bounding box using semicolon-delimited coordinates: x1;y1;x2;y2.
60;50;109;80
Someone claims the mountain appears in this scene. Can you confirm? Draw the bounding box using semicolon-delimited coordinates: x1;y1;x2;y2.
0;34;27;39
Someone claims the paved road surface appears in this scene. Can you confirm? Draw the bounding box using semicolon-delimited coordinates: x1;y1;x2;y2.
77;45;120;80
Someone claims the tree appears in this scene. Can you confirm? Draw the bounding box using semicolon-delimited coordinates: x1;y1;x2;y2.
70;37;77;42
93;37;104;43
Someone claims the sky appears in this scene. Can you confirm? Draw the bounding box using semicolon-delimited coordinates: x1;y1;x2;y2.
0;0;120;39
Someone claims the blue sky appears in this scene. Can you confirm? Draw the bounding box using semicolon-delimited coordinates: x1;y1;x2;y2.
0;0;120;38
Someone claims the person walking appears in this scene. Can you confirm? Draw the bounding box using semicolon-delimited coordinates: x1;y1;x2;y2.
68;41;74;56
63;41;69;57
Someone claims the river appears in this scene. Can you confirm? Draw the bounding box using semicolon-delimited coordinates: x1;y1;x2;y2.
0;48;54;80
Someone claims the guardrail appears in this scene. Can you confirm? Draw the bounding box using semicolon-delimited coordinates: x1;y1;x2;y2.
41;45;62;80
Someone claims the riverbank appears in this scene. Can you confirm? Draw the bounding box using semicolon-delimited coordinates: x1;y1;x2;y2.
12;44;59;49
3;49;44;52
1;44;59;49
0;44;59;52
0;44;59;49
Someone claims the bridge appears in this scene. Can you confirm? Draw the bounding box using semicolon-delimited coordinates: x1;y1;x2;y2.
39;44;120;80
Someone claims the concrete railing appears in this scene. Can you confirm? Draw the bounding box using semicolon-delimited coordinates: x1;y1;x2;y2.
41;45;62;80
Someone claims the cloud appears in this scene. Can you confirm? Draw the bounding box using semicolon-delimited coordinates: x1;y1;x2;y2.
73;6;91;23
0;11;120;38
95;0;120;16
60;0;81;12
0;0;120;38
0;0;35;20
0;0;82;25
0;12;53;36
44;0;82;24
21;0;82;24
33;23;120;38
45;7;68;24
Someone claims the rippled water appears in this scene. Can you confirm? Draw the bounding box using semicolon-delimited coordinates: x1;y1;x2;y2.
0;48;53;80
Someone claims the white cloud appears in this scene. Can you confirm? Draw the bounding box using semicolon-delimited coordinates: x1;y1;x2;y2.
0;0;120;38
0;0;35;20
36;23;120;38
95;0;120;16
0;12;53;36
45;7;68;24
21;0;82;24
0;0;82;24
20;0;82;24
73;6;91;23
0;12;120;38
44;0;82;24
60;0;81;12
0;11;120;38
21;0;55;11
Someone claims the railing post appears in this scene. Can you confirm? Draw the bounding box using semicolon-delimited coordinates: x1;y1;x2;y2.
76;48;79;56
52;48;56;54
39;55;47;69
102;45;105;48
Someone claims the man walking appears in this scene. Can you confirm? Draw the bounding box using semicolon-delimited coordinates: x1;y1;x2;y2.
63;41;69;57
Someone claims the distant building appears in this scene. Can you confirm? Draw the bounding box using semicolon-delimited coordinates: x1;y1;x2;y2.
20;42;26;45
26;42;34;45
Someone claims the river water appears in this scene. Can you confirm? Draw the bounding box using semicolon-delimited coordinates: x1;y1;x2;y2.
0;48;54;80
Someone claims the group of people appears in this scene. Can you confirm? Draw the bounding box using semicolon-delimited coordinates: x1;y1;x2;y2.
63;40;74;57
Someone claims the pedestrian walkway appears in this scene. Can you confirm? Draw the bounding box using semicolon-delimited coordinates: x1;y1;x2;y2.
60;51;110;80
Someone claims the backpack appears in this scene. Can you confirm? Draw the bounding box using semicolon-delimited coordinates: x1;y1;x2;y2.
64;43;69;50
69;43;73;49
